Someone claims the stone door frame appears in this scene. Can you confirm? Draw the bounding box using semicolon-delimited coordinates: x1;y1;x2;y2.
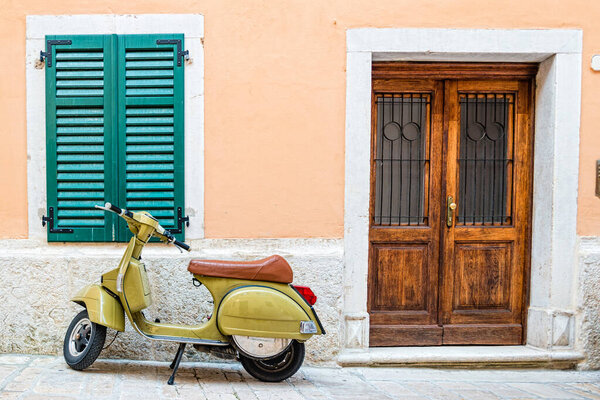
342;28;583;353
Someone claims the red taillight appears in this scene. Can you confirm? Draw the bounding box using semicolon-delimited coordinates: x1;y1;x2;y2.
293;285;317;305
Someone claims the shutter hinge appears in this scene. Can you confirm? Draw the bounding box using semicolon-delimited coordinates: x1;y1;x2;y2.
156;39;189;67
167;207;190;234
42;207;74;234
40;39;72;68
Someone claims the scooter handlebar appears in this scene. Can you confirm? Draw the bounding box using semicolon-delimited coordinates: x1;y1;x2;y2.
162;230;191;252
173;239;191;252
95;202;133;218
107;203;122;214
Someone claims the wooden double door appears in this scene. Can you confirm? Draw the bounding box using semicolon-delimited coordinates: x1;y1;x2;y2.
368;63;535;346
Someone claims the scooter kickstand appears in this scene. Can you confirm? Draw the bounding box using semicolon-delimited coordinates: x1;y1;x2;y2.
167;343;186;385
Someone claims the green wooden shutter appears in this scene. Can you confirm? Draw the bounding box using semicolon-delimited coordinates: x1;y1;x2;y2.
116;34;185;241
45;35;117;241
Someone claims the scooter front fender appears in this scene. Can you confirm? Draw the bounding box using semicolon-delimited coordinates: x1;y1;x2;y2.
71;284;125;332
217;285;317;340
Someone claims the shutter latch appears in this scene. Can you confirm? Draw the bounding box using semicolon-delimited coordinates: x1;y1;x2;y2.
168;207;190;234
42;207;74;234
40;39;72;68
156;39;189;67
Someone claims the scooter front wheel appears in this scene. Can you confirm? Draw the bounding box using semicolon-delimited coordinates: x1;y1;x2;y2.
240;340;305;382
63;309;106;370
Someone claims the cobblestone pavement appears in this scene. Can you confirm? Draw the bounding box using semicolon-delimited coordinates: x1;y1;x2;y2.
2;354;600;399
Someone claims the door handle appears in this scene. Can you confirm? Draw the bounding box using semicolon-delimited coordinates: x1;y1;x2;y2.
447;195;457;227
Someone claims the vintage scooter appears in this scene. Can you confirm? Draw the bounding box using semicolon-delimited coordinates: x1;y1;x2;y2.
63;203;324;384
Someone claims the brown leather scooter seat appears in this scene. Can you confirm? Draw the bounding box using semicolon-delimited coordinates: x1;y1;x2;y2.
187;255;293;284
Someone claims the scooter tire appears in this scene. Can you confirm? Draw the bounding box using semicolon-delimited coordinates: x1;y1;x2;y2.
63;309;106;371
240;340;305;382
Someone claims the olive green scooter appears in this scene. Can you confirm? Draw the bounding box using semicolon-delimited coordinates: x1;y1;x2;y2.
63;203;324;384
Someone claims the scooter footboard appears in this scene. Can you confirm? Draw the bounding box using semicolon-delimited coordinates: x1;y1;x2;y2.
217;285;317;340
71;284;125;332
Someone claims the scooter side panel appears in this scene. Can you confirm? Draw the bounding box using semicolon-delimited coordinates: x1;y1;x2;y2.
72;284;125;332
217;286;314;340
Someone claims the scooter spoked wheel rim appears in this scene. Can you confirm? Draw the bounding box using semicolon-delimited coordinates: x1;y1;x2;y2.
68;318;92;357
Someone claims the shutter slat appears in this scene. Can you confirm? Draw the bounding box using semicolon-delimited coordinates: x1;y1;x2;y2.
57;127;104;135
125;163;174;171
57;154;105;162
57;117;104;125
58;191;104;199
57;173;104;181
57;163;104;171
126;79;174;88
126;154;174;162
56;108;104;116
126;136;173;144
127;201;175;209
126;182;175;190
126;51;173;60
126;107;173;116
55;98;104;107
127;191;174;199
56;61;104;70
126;126;174;134
57;89;104;97
58;182;104;190
56;52;104;60
57;219;104;227
126;144;173;153
126;117;174;125
126;70;174;79
57;136;104;145
125;97;174;106
57;145;104;153
127;173;174;181
56;80;105;88
126;88;173;96
125;60;173;69
56;70;104;79
58;209;105;217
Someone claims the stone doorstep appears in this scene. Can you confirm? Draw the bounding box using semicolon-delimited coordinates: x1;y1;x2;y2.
337;346;584;368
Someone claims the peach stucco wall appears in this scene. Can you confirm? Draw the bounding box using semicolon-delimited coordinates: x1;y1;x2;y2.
1;0;600;238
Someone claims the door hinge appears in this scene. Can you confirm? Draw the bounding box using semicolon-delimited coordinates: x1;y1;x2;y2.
40;39;72;68
167;207;190;234
42;207;74;234
156;39;189;66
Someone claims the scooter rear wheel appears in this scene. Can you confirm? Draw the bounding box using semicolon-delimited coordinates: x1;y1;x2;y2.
63;309;106;371
240;340;304;382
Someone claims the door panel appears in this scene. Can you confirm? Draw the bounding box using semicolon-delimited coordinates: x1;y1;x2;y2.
368;66;534;347
368;80;444;346
440;79;532;345
453;242;512;312
370;244;430;312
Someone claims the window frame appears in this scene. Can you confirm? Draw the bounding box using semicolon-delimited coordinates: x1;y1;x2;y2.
26;15;205;243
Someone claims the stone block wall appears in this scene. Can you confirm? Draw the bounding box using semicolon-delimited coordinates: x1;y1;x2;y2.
578;237;600;369
0;239;343;365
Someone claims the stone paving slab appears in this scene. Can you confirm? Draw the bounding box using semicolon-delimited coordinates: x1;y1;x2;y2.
1;354;600;399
